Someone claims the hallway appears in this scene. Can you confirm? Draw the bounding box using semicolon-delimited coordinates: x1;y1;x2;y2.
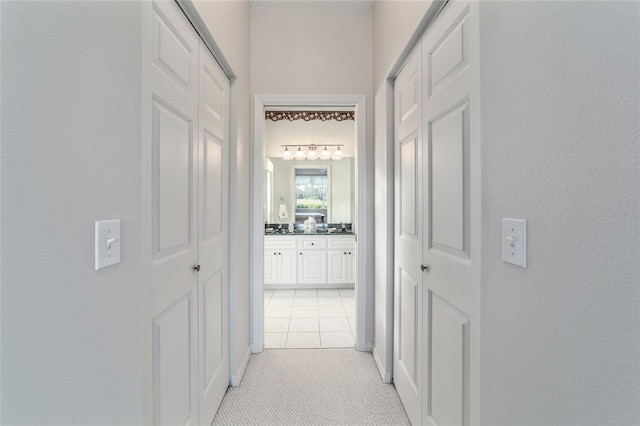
1;1;638;424
212;348;409;425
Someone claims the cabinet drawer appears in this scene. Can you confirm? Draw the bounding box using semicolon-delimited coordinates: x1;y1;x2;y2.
327;236;356;249
264;236;297;249
297;237;327;250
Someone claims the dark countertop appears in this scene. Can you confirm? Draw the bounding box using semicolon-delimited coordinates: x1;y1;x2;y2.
264;230;355;236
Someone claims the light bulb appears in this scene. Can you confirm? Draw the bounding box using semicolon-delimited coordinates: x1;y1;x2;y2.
307;147;318;160
282;147;293;160
333;146;343;160
321;146;331;159
295;146;305;160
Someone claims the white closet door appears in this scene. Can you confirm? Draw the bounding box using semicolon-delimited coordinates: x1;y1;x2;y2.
148;2;231;425
422;2;480;424
197;40;230;424
149;1;200;424
393;43;424;426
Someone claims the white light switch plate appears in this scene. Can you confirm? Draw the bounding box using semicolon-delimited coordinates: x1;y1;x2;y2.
502;218;526;268
95;219;121;270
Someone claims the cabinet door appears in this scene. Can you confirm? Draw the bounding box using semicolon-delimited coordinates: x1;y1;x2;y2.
279;250;297;284
298;251;327;285
264;251;278;284
347;250;356;283
328;250;348;284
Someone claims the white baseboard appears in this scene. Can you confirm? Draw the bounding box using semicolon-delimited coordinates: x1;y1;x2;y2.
372;345;392;384
230;347;251;387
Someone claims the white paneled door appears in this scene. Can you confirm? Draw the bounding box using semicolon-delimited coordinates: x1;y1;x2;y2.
198;39;230;424
394;2;480;425
148;1;230;425
393;43;423;426
422;2;480;424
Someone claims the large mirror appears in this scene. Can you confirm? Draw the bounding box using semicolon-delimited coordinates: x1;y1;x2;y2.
265;158;354;225
263;110;355;226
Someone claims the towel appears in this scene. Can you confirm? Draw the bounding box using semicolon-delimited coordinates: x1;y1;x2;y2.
278;203;288;219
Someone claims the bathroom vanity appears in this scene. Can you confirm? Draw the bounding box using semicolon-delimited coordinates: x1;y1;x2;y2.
264;233;356;289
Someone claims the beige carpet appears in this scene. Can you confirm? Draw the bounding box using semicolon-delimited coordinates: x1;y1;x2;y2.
212;349;410;425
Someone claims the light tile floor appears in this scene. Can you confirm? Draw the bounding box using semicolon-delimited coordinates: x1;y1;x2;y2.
264;289;356;349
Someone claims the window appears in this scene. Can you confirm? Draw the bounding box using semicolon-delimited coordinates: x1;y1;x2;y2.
294;168;328;225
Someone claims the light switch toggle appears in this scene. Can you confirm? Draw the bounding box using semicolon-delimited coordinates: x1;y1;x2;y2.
95;219;121;270
505;236;515;247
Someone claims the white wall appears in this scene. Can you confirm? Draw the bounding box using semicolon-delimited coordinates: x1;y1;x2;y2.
1;2;143;423
264;119;356;158
252;4;375;344
191;0;252;385
478;2;640;424
252;4;373;97
371;0;432;381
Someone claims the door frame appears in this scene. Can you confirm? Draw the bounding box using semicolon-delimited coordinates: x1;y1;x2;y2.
250;94;369;352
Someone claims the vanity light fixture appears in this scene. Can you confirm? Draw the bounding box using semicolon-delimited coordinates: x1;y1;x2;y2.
280;144;344;161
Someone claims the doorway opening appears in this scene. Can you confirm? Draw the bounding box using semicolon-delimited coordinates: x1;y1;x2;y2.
251;95;369;353
263;110;356;349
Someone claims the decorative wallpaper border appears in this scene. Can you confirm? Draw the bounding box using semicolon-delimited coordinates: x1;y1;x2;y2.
265;111;355;122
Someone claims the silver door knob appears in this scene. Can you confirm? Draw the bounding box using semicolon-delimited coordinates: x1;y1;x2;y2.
420;264;430;272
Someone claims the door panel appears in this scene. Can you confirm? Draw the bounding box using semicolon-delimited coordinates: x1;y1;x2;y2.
400;135;419;238
398;268;418;384
152;293;196;426
394;43;423;426
152;3;196;93
426;6;470;99
203;133;223;238
149;2;200;425
152;100;193;257
422;2;479;425
202;271;224;390
198;39;230;425
428;293;470;426
429;101;469;256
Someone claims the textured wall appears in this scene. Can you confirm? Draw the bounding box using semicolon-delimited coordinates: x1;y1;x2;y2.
479;2;640;424
1;2;143;424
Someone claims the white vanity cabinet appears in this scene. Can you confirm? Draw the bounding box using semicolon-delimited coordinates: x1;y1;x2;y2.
297;237;327;285
264;236;297;285
264;234;355;288
327;236;356;284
